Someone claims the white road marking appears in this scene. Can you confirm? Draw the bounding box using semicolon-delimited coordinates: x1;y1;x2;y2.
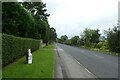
85;68;92;74
76;59;81;65
55;45;64;51
95;55;104;58
74;57;95;75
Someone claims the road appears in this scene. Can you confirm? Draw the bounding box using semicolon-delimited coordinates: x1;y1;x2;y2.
55;43;118;78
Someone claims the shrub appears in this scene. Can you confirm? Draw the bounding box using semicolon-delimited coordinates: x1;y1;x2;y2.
2;34;40;66
66;40;72;45
96;40;109;51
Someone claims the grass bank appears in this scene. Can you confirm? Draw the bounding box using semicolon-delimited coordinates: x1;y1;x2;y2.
79;46;119;56
2;45;55;78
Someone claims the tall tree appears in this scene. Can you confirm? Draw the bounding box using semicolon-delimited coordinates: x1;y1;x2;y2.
49;27;57;43
60;35;68;44
2;2;57;44
105;26;120;53
83;28;100;47
2;2;39;39
22;2;51;44
22;2;50;21
70;36;80;46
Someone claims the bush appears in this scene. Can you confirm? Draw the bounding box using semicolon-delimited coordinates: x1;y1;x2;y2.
66;40;72;45
2;34;40;66
96;40;109;51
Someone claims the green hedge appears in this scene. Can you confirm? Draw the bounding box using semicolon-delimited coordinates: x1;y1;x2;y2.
2;34;40;66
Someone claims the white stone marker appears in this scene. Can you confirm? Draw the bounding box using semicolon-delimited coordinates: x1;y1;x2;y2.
28;49;32;64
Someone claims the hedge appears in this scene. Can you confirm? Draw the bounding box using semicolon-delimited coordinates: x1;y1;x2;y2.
2;34;40;66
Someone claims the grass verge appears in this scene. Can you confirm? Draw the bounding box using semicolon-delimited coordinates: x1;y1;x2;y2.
2;45;55;78
79;46;118;56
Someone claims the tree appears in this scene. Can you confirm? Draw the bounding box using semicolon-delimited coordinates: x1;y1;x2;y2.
83;28;100;47
105;26;120;53
77;37;84;46
70;36;80;46
2;2;39;39
36;20;50;45
2;2;58;46
21;2;50;21
49;27;57;43
60;35;68;44
66;39;72;45
22;2;51;44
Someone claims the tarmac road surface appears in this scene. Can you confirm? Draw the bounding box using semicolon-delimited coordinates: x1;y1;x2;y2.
55;43;118;78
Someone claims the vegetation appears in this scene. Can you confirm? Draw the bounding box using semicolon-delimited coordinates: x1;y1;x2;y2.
58;26;120;54
70;36;80;46
59;28;100;48
2;2;57;43
2;34;40;66
105;26;120;53
2;2;57;66
96;40;109;51
82;28;100;47
2;2;39;39
58;35;68;44
2;45;55;78
21;2;57;44
49;27;57;43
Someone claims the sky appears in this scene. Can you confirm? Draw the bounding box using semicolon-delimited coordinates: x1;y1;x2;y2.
43;0;119;38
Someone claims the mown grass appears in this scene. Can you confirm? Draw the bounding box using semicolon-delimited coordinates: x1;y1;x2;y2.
2;45;55;78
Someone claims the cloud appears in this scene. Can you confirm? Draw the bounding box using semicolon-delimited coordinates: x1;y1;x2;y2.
43;0;119;38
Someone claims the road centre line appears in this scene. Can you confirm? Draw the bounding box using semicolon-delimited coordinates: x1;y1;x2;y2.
95;55;104;58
